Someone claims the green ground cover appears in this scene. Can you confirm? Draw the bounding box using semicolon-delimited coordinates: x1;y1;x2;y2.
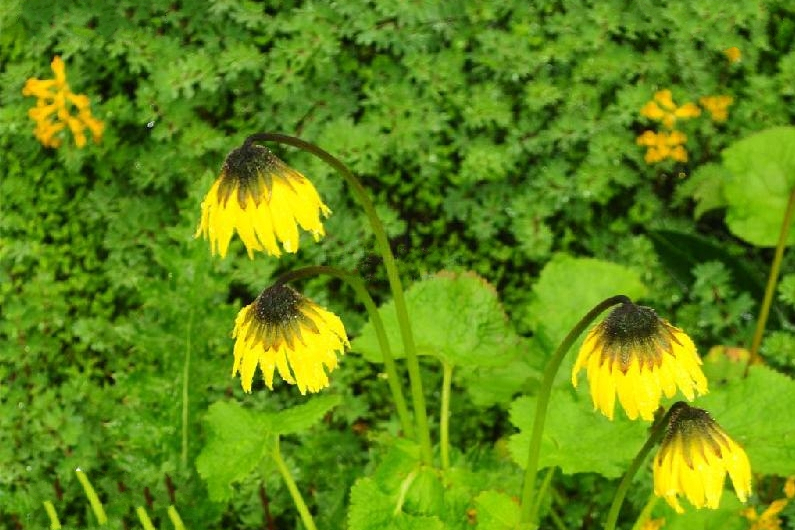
2;1;795;529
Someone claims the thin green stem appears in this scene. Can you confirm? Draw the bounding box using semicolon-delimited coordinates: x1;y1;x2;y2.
440;362;453;470
519;295;631;524
275;265;414;438
247;133;432;464
531;467;556;523
135;507;156;530
604;408;673;530
629;495;660;530
748;187;795;367
271;437;318;530
181;309;193;469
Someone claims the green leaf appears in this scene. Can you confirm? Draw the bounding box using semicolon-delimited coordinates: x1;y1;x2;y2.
348;476;446;530
508;388;648;477
196;396;340;501
273;394;341;435
352;271;520;367
695;365;795;475
648;229;765;300
473;490;532;530
524;254;647;354
195;401;274;502
657;494;746;530
722;126;795;247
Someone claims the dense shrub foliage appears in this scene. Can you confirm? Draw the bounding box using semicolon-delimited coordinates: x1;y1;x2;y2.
2;1;794;528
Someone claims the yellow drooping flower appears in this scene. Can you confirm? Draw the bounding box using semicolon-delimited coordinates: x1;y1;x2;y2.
654;402;752;513
231;283;348;394
572;303;707;421
636;130;689;164
699;95;734;122
724;47;742;64
22;56;104;148
640;89;701;130
196;143;331;258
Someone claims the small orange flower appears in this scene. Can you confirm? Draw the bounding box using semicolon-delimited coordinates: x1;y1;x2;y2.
699;95;734;122
742;499;788;530
724;47;742;64
22;56;104;148
640;90;701;130
636;130;689;164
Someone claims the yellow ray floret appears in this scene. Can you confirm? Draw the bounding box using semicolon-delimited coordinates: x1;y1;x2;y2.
231;283;348;394
572;303;707;421
654;402;752;513
196;143;331;258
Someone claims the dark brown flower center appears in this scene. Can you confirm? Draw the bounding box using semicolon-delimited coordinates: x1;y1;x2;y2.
597;303;672;371
243;284;319;351
217;144;282;208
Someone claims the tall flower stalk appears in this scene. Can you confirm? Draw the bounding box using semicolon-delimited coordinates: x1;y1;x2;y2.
243;133;433;464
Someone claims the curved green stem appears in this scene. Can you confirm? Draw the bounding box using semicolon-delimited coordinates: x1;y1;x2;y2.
604;408;672;530
271;437;318;530
43;501;61;530
440;362;453;470
275;266;414;438
247;133;432;464
519;295;631;524
748;186;795;367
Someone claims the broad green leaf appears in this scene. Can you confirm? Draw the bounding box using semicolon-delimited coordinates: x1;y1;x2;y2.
508;388;648;477
196;396;340;501
525;255;648;350
195;401;274;502
658;494;746;530
473;490;532;530
352;272;520;367
695;365;795;475
348;476;446;530
722;126;795;247
648;230;764;301
273;394;341;435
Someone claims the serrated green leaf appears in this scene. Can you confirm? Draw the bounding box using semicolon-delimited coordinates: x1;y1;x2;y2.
273;394;341;435
352;271;520;367
695;365;795;475
658;494;746;530
195;401;274;502
508;388;648;477
722;126;795;247
348;477;446;530
473;490;531;530
525;255;648;350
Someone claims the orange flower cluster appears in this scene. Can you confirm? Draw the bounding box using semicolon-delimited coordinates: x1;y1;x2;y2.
699;95;733;122
22;56;104;148
741;476;795;530
636;130;689;164
637;84;735;165
640;89;701;130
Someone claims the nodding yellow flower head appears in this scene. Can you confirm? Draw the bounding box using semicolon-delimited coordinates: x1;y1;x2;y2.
196;142;331;258
571;303;708;421
231;283;348;394
654;402;752;513
21;56;104;148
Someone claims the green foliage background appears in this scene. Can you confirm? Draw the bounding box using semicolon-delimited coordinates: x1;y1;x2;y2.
2;0;795;528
